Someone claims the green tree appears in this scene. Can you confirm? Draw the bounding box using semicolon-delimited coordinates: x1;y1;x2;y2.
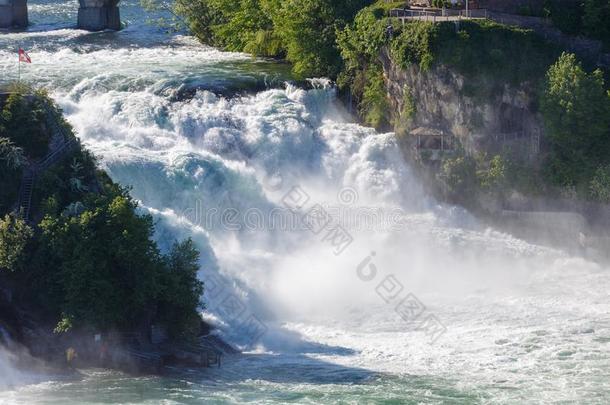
0;137;25;170
541;52;610;187
155;0;372;78
545;0;584;35
478;155;507;193
158;239;204;339
335;4;390;127
265;0;337;77
437;155;478;204
360;65;390;128
0;214;33;272
582;0;610;49
0;93;49;159
589;164;610;202
36;191;164;331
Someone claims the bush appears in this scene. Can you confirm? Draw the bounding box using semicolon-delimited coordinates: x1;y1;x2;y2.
391;21;438;71
545;0;584;35
432;20;557;86
589;165;610;202
0;214;33;272
431;0;451;7
360;65;390;128
336;4;394;128
0;137;25;170
33;147;97;220
158;239;204;339
400;85;416;124
477;154;507;193
582;0;610;49
34;191;165;330
0;138;25;214
0;93;49;159
437;155;478;204
544;0;610;49
32;187;206;336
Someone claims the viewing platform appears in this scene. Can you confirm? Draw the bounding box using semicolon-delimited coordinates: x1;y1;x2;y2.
389;8;488;24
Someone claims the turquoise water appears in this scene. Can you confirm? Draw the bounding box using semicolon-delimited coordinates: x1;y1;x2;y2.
1;1;609;404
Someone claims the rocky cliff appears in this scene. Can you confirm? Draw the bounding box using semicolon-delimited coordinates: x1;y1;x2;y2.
377;47;610;258
379;47;543;162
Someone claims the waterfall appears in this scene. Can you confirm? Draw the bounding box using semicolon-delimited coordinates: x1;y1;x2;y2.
0;324;22;390
0;2;608;401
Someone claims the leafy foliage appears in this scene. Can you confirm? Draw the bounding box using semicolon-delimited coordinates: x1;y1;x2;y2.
589;164;610;202
436;150;553;208
29;181;205;336
545;0;610;49
0;137;25;170
0;214;33;272
360;65;390;128
35;191;164;330
391;20;558;87
0;138;25;213
0;92;50;159
582;0;610;49
541;52;610;187
335;3;392;128
390;21;438;71
437;155;478;204
146;0;373;78
477;155;508;194
399;85;416;128
158;239;204;339
545;0;584;35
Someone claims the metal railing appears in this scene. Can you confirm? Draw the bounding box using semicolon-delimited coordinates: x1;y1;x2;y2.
389;8;488;23
36;138;75;172
16;169;35;221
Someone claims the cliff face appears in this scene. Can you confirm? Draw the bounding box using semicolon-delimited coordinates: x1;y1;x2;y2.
379;48;544;161
377;49;610;254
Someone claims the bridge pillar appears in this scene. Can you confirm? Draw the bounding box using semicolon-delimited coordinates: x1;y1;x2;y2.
0;0;28;29
77;0;120;31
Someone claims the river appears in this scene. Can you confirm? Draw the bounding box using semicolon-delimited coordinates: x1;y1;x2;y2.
0;1;609;403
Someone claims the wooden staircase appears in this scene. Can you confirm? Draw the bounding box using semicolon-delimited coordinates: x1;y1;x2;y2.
14;104;77;221
16;169;35;221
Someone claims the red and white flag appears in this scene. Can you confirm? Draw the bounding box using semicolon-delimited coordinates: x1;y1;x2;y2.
18;49;31;64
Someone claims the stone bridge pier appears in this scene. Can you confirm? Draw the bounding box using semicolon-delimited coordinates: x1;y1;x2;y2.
0;0;120;30
0;0;28;29
78;0;120;31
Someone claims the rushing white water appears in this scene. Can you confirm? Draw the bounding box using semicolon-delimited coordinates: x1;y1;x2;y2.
0;327;33;391
1;1;609;403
